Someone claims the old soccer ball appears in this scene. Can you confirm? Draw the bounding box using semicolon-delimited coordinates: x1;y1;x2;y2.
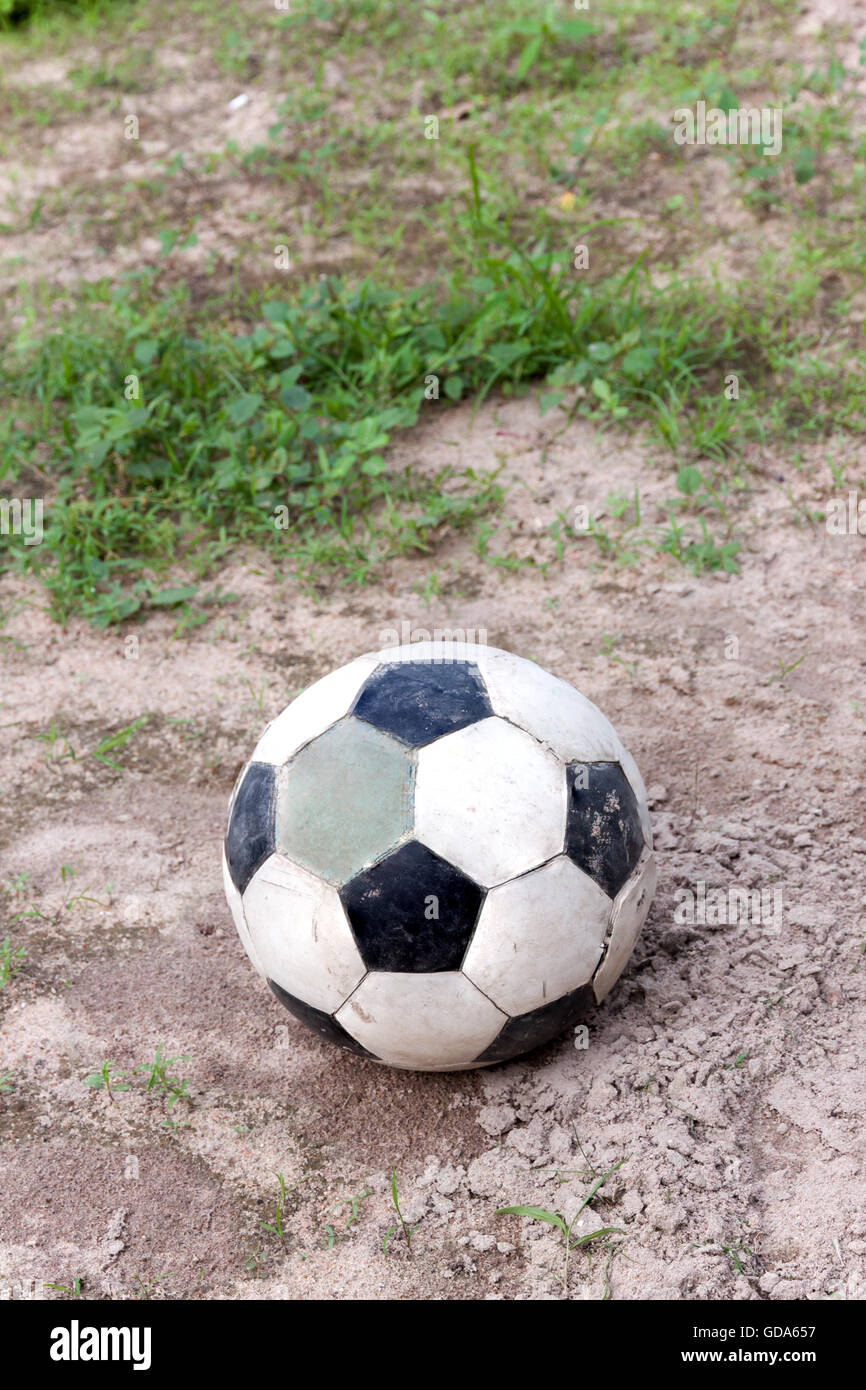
223;642;655;1071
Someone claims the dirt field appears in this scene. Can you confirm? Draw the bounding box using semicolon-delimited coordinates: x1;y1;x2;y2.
2;0;866;1303
1;401;864;1301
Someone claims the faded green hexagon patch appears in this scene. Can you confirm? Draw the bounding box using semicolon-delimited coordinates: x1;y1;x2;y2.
275;717;414;885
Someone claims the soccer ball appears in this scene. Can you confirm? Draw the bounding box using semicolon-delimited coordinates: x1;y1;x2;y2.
223;642;655;1071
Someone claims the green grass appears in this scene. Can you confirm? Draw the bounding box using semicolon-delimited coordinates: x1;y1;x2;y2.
163;0;866;296
90;714;151;768
324;1183;373;1249
0;935;25;988
44;1276;84;1297
261;1172;290;1244
82;1045;193;1111
260;1172;308;1246
83;1060;131;1102
0;0;131;30
2;0;865;621
382;1166;416;1254
135;1043;191;1110
497;1157;626;1292
4;864;111;929
5;181;859;623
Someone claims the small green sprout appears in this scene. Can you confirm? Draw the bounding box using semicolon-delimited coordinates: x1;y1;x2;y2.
45;1277;83;1298
383;1168;416;1255
135;1043;191;1110
0;937;25;988
261;1172;306;1242
497;1159;626;1290
83;1062;131;1104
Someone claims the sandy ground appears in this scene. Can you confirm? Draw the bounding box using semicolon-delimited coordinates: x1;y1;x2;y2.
1;400;865;1301
3;0;866;306
2;0;866;1304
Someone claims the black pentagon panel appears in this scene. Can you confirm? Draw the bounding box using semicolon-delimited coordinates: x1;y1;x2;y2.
351;660;493;746
564;761;644;900
340;839;485;973
225;762;276;894
268;979;376;1059
473;985;594;1065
